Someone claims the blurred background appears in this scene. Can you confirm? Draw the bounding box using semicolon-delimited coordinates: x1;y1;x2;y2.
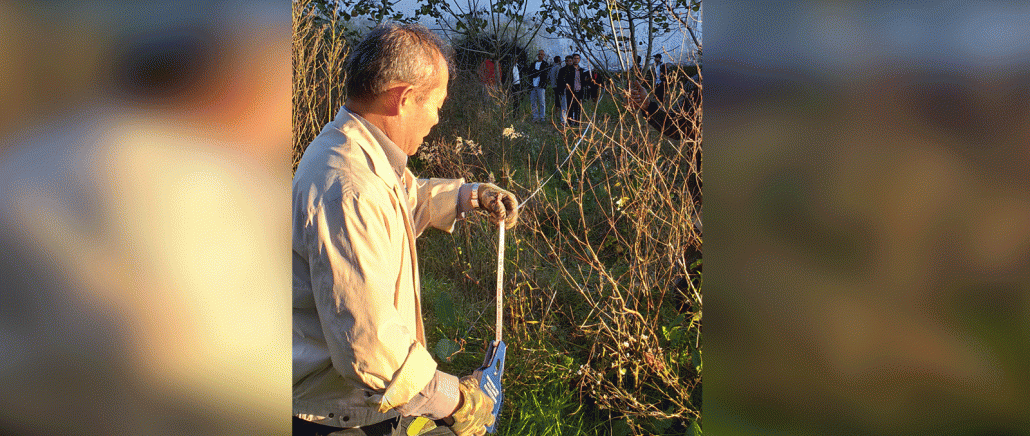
3;0;1030;435
0;1;291;434
707;1;1030;435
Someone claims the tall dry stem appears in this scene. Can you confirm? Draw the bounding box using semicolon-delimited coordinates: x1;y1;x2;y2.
293;0;349;173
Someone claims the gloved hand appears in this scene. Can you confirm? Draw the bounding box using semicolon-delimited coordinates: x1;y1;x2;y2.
449;376;496;436
478;183;519;230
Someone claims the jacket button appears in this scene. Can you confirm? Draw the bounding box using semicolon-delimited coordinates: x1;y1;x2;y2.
328;413;334;418
342;416;350;422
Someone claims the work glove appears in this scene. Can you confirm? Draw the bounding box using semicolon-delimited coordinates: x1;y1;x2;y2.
477;183;519;230
449;376;496;436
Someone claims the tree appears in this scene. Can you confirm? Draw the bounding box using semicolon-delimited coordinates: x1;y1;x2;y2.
422;0;548;114
542;0;701;75
297;0;429;44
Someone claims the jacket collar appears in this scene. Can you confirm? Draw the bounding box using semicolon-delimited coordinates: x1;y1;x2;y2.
339;106;408;182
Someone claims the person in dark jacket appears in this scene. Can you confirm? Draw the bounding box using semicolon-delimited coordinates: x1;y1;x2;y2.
586;69;601;102
551;56;568;123
558;53;589;126
579;62;594;102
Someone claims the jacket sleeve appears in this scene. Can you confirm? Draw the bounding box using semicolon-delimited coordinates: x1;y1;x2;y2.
407;171;464;236
531;62;547;81
309;189;439;412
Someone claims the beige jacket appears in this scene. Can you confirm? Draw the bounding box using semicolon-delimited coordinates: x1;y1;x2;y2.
293;107;464;427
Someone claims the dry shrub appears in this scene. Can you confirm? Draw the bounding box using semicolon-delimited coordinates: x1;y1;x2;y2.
292;0;349;173
524;71;703;428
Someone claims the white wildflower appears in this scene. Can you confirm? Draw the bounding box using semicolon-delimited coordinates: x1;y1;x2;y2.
502;125;524;140
465;139;481;155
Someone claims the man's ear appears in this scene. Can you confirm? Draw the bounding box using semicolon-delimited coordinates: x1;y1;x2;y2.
381;83;415;116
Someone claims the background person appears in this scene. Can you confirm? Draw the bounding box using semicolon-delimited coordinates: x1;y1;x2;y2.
588;68;601;102
508;56;522;119
477;57;498;103
580;62;596;102
559;54;587;126
652;53;668;104
527;49;550;122
549;55;566;124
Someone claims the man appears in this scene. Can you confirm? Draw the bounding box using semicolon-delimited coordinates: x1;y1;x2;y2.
652;53;668;104
559;53;587;126
549;55;566;124
293;23;518;436
526;49;549;122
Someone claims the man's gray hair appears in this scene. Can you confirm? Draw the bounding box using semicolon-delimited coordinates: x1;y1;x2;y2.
345;23;453;102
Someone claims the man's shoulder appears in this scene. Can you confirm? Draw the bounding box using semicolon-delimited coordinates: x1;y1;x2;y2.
294;117;391;202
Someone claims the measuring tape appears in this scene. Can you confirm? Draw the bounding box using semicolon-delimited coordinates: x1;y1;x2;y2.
473;222;506;433
473;123;592;432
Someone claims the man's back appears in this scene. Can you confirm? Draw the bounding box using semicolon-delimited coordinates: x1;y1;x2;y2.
293;107;460;427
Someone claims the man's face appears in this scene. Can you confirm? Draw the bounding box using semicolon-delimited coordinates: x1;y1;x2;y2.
565;58;572;66
398;52;448;155
573;55;580;67
537;50;545;61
